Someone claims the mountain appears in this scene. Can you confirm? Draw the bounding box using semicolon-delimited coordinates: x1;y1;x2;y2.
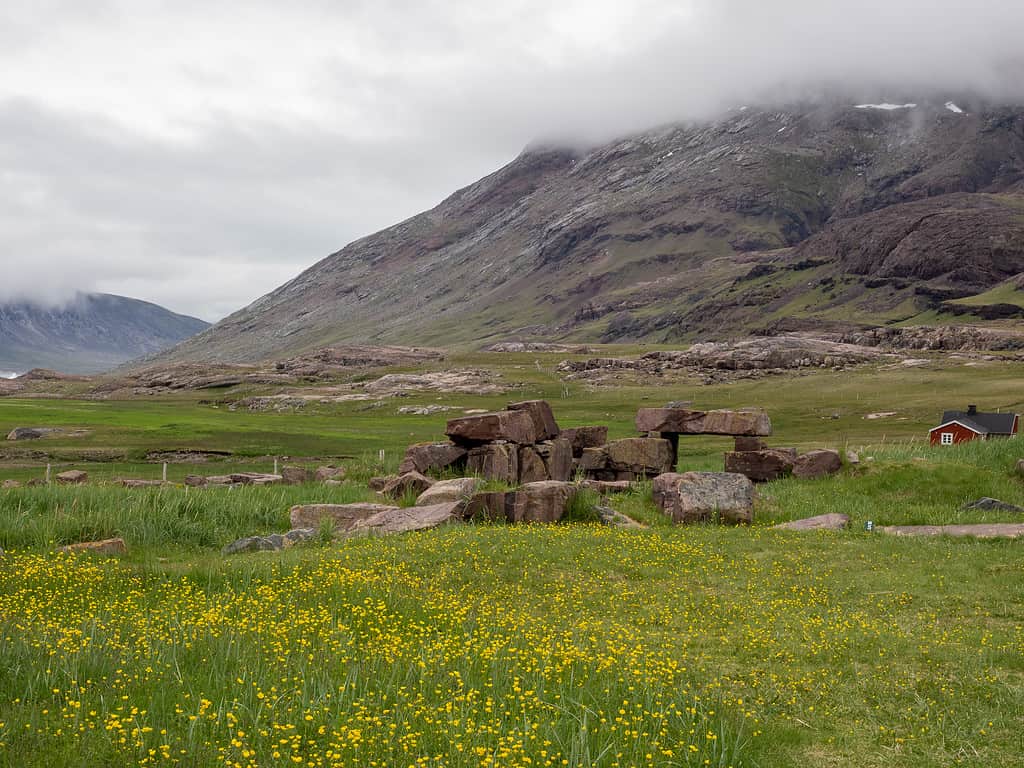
156;97;1024;364
0;293;210;374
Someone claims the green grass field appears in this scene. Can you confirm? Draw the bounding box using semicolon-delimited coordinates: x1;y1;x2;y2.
1;354;1022;767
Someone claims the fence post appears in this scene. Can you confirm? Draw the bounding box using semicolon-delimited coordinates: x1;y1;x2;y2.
46;463;51;484
162;462;168;482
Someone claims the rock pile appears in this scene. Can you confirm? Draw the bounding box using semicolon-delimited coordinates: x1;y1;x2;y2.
724;441;843;482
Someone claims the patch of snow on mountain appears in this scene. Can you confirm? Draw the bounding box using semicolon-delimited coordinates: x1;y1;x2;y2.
854;103;917;110
945;101;965;114
0;371;20;379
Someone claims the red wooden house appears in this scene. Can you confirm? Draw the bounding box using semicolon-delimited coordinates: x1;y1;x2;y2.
929;405;1019;446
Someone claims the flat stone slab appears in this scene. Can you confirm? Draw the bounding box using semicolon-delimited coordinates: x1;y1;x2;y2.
290;502;397;531
878;523;1024;539
960;497;1024;514
773;513;850;531
446;410;538;445
344;502;464;537
415;477;481;506
635;408;771;436
59;537;127;556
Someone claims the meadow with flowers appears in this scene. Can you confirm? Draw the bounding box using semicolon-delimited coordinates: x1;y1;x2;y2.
1;354;1022;766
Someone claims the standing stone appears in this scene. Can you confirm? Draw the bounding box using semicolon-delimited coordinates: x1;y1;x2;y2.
415;477;481;506
635;408;772;436
398;442;467;475
55;470;88;485
507;481;576;523
792;449;843;479
382;471;435;500
605;438;674;478
446;410;539;446
281;466;311;485
724;449;795;482
652;472;755;524
560;426;609;457
290;502;398;532
535;437;573;482
517;446;550;483
507;400;560;441
466;442;519;483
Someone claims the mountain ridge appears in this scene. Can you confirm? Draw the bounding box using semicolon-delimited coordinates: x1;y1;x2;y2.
0;292;210;374
151;97;1024;364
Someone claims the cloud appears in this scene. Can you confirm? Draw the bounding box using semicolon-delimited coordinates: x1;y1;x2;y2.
1;0;1022;320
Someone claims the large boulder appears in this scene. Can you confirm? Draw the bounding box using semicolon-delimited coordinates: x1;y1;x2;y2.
724;449;795;482
507;481;576;523
466;442;519;483
507;400;560;441
415;477;481;506
59;537;127;556
381;471;434;500
605;438;674;478
55;470;88;485
535;437;573;481
446;410;538;446
465;491;511;521
773;513;850;531
398;442;467;475
560;426;609;457
517;446;549;483
635;408;771;436
344;502;464;537
290;502;397;532
652;472;755;524
6;427;50;441
222;528;315;555
792;450;842;479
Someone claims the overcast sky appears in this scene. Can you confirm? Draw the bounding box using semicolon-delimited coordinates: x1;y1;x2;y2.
2;1;1023;321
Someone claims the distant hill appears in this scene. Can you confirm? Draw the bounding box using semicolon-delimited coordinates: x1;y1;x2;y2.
152;97;1024;364
0;293;210;374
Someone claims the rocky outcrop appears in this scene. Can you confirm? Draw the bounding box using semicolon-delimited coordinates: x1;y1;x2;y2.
560;426;609;457
466;443;519;484
652;472;755;524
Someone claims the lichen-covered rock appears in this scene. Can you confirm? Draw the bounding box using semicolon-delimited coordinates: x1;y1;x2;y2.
446;410;538;446
507;400;560;441
344;502;464;537
652;472;755;524
792;449;842;479
415;477;481;506
635;408;771;436
222;528;316;555
773;513;850;531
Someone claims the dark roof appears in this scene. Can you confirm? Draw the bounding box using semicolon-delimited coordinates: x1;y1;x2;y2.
934;410;1018;435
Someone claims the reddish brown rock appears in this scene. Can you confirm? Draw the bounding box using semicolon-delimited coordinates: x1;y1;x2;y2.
652;472;755;524
578;446;610;473
398;442;467;475
792;449;842;479
60;537;127;556
446;410;538;446
290;502;397;532
582;479;633;494
368;476;390;492
635;408;771;436
535;437;573;482
507;400;560;441
382;471;434;500
466;442;519;483
724;449;795;482
560;426;609;457
344;502;464;537
56;470;88;485
507;481;576;523
517;446;549;483
605;438;674;477
734;436;767;452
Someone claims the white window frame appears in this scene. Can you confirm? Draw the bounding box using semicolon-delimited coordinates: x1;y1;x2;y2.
940;432;954;445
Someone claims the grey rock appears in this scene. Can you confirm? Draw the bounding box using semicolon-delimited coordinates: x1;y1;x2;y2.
652;471;755;524
878;523;1024;539
344;502;464;537
55;470;88;485
59;537;127;556
290;502;397;532
415;477;481;506
960;497;1024;513
382;471;434;500
773;513;850;531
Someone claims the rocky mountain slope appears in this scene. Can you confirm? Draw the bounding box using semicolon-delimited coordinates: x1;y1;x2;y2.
0;293;210;374
156;97;1024;364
